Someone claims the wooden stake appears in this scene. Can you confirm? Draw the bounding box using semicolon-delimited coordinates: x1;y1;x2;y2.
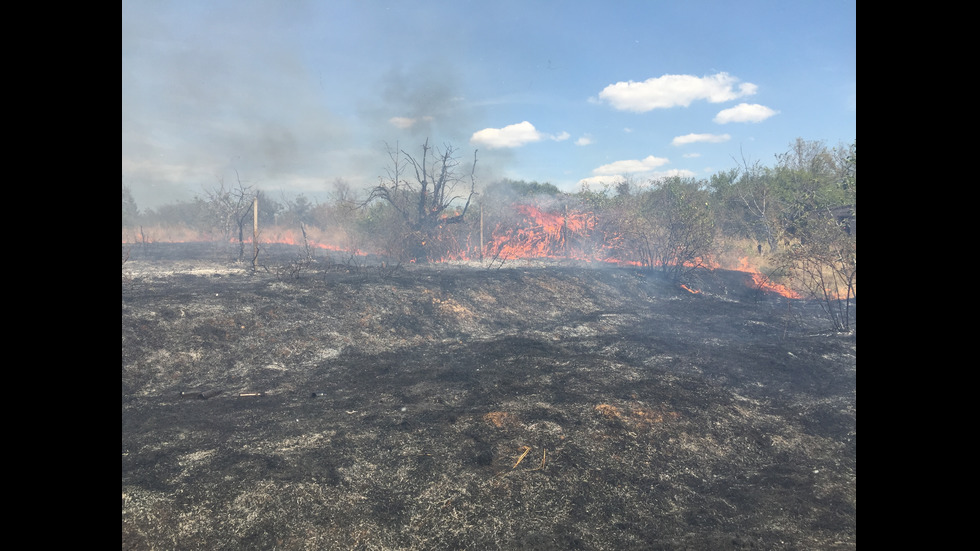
252;196;259;269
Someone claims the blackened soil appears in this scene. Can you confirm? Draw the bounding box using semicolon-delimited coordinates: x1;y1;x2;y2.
122;243;855;550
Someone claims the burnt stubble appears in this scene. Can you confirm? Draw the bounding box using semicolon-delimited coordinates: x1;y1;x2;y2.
122;244;855;550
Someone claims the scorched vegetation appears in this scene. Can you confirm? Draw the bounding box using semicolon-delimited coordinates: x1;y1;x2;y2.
125;138;855;332
122;138;856;549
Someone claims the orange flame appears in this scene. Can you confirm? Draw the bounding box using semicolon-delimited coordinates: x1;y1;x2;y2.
124;206;822;300
123;226;364;255
485;205;602;261
732;257;801;299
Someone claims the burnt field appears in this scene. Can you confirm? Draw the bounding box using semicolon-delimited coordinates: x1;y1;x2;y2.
122;243;855;550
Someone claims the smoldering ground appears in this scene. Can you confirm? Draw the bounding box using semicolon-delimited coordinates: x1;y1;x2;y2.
122;243;855;550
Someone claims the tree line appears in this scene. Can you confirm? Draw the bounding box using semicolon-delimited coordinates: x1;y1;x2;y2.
124;138;854;329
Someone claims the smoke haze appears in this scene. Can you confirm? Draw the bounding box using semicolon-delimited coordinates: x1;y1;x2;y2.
122;2;489;210
122;1;855;211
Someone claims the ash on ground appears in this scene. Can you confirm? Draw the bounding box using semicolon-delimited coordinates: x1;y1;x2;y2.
123;243;855;550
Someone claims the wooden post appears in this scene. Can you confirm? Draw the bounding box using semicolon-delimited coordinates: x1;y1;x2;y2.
252;196;259;270
480;201;484;262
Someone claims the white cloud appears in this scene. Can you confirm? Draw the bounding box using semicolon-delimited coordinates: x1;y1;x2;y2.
577;175;625;188
656;168;697;179
470;121;543;149
577;168;696;189
575;135;594;146
389;117;415;129
593;155;669;176
470;122;568;148
598;72;757;112
389;115;433;129
713;103;779;124
672;133;731;146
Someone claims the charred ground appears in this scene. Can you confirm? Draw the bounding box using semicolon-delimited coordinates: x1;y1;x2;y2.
122;243;855;550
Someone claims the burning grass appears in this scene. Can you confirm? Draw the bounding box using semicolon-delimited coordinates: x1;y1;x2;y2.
124;200;815;302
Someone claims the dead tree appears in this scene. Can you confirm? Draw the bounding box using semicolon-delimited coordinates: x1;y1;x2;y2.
201;170;255;261
367;138;478;261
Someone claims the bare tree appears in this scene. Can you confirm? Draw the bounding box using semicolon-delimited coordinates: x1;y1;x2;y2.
367;139;478;261
201;170;256;260
722;159;785;254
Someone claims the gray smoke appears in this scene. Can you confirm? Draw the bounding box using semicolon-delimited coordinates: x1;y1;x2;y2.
122;3;518;212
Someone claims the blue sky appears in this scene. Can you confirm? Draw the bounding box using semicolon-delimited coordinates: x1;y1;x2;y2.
122;0;856;210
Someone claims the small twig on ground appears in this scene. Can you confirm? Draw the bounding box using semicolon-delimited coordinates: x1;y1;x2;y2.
485;248;507;270
512;446;531;469
529;449;547;471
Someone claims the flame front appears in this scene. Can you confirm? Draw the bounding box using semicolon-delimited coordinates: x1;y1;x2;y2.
485;205;604;262
124;202;810;299
730;257;801;299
